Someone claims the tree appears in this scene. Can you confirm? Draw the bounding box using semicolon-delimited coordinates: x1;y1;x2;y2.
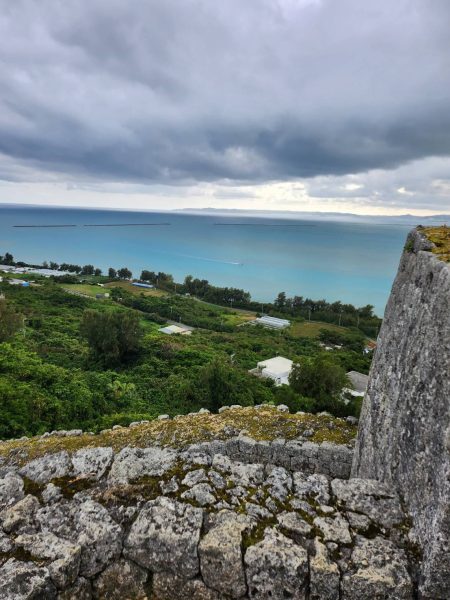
198;359;253;412
289;353;349;405
140;270;156;283
49;262;59;270
108;268;117;279
0;252;14;265
274;292;287;309
80;309;142;365
94;268;102;277
81;265;95;275
117;268;132;279
0;298;23;342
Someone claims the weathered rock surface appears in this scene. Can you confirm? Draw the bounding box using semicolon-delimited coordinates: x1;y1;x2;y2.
36;499;122;577
309;539;340;600
331;478;404;528
93;558;148;599
245;528;309;599
124;496;203;579
0;558;57;599
341;536;413;599
153;572;221;600
71;447;114;480
352;228;450;598
0;420;427;598
199;511;252;598
1;494;40;534
0;472;24;510
57;577;92;600
19;451;72;484
313;514;352;544
108;446;176;484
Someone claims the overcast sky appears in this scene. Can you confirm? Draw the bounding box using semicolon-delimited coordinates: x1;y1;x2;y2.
0;0;449;215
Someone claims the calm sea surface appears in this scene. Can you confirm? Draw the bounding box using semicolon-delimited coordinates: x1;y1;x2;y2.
0;206;414;316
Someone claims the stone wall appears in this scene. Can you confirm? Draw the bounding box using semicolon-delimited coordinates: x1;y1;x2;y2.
352;228;450;599
0;443;416;599
186;434;353;480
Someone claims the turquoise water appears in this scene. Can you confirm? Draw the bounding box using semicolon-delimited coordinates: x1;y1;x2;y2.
0;206;412;316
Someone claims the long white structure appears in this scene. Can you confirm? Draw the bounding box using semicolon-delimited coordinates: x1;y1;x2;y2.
254;315;290;329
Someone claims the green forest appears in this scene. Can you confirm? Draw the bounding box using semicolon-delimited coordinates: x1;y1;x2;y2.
0;266;374;439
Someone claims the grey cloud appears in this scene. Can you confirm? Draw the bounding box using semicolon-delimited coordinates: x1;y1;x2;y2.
0;0;450;195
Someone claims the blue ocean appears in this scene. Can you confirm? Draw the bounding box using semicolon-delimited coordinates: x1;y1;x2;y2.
0;205;416;316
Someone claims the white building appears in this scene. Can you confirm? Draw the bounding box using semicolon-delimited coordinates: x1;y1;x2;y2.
254;315;290;329
159;324;192;336
250;356;293;386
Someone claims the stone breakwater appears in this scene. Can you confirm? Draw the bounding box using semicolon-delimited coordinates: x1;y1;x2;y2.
0;437;418;599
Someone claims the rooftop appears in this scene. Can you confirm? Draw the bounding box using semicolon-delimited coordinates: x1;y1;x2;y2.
257;356;293;374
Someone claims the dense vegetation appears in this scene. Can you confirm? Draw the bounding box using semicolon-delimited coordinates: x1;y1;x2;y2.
1;251;382;336
0;256;375;439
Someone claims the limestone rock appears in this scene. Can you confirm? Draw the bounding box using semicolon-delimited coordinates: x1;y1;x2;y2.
160;475;179;494
42;483;63;504
310;539;340;600
108;446;176;484
352;229;450;597
346;511;371;532
92;558;148;600
244;528;308;600
1;494;40;534
208;470;226;490
265;466;292;502
0;472;24;510
0;558;57;599
20;451;72;484
57;577;92;600
15;532;81;590
341;536;413;599
199;510;252;598
331;478;404;528
313;514;352;545
182;468;208;487
181;483;216;506
36;499;122;578
293;472;330;504
71;447;114;480
124;496;203;579
276;511;312;542
153;572;220;600
0;530;14;554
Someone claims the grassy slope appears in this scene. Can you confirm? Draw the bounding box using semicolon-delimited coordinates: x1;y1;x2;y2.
288;320;348;339
422;226;450;262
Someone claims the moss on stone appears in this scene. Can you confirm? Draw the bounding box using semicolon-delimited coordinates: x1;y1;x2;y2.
421;226;450;262
0;407;356;468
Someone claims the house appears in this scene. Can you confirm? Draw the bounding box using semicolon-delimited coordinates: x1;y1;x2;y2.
253;315;291;329
95;293;110;299
159;324;192;336
249;356;293;386
344;370;369;397
364;340;377;354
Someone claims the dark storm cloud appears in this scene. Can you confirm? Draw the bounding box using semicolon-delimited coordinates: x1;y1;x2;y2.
1;0;450;185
